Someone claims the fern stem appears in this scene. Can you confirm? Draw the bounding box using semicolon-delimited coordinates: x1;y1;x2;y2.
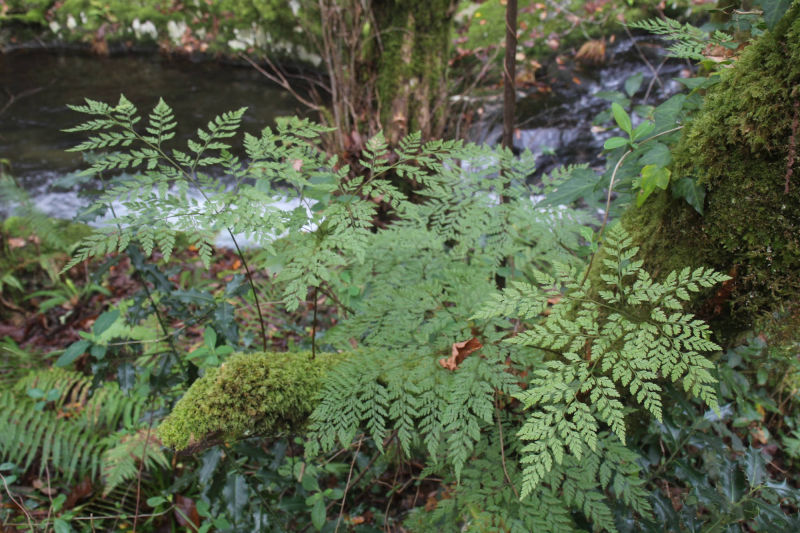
115;117;269;351
495;401;520;499
229;233;268;351
312;285;318;360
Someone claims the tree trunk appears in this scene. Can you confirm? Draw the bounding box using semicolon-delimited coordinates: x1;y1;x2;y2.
369;0;457;144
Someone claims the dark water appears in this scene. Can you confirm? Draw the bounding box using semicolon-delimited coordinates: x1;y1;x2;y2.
1;38;684;218
0;50;299;208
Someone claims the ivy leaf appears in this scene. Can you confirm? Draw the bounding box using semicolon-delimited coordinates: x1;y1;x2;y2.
611;102;633;136
538;167;600;207
672;177;706;214
755;0;792;29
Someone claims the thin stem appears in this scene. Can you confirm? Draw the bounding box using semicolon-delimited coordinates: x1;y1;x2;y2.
0;472;34;530
495;401;520;499
582;125;684;284
230;234;268;351
335;436;363;533
312;286;318;359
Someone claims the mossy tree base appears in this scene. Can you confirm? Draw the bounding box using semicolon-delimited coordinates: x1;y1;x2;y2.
615;5;800;336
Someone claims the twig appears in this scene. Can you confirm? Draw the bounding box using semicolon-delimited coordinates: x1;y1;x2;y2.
0;472;35;530
623;24;664;91
495;401;520;499
240;54;321;112
335;436;363;533
229;234;268;351
132;421;156;532
0;86;46;117
311;286;318;359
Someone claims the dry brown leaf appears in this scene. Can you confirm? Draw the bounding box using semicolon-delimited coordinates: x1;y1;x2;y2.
439;337;482;371
576;39;606;65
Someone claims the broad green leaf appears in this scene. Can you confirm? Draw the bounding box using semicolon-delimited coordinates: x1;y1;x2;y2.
93;309;120;336
538;168;599;207
639;142;672;167
204;327;217;349
117;362;136;392
631;120;655;141
603;136;629;150
311;498;326;531
637;165;671;206
611;102;633;135
624;72;644;97
756;0;792;29
672;177;706;214
653;94;686;134
55;339;91;367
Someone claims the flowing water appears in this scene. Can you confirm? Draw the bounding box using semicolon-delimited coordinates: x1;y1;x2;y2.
0;37;686;221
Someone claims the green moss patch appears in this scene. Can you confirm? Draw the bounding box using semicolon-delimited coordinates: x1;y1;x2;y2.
157;351;347;451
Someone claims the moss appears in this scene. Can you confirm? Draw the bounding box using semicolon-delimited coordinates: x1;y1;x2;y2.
611;5;800;328
157;351;348;450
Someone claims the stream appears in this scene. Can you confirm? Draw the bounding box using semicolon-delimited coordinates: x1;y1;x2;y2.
0;36;687;221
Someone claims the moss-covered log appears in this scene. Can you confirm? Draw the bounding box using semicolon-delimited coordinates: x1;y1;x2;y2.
157;351;346;451
616;5;800;332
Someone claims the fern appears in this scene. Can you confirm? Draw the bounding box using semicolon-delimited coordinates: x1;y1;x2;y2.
102;429;169;496
628;18;733;61
0;368;148;483
474;224;728;497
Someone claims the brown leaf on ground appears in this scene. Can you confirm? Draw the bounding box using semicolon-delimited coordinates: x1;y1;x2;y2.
174;494;200;531
439;337;483;371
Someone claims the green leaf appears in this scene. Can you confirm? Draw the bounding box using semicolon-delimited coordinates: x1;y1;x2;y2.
639;142;672;167
637;165;671;206
53;518;72;533
223;474;248;525
93;309;120;336
311;498;326;531
147;496;168;507
117;363;136;392
671;177;706;214
756;0;792;29
631;120;655;141
611;102;632;135
538;168;599;207
624;72;644;97
744;447;767;488
55;340;91;367
603;136;629;150
204;327;217;349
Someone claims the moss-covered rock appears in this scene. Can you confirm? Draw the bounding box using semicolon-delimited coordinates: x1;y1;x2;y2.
157;351;347;451
618;4;800;328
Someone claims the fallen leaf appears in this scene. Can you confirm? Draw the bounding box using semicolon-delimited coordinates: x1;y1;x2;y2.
174;494;200;531
7;237;26;249
439;337;482;371
576;39;606;65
